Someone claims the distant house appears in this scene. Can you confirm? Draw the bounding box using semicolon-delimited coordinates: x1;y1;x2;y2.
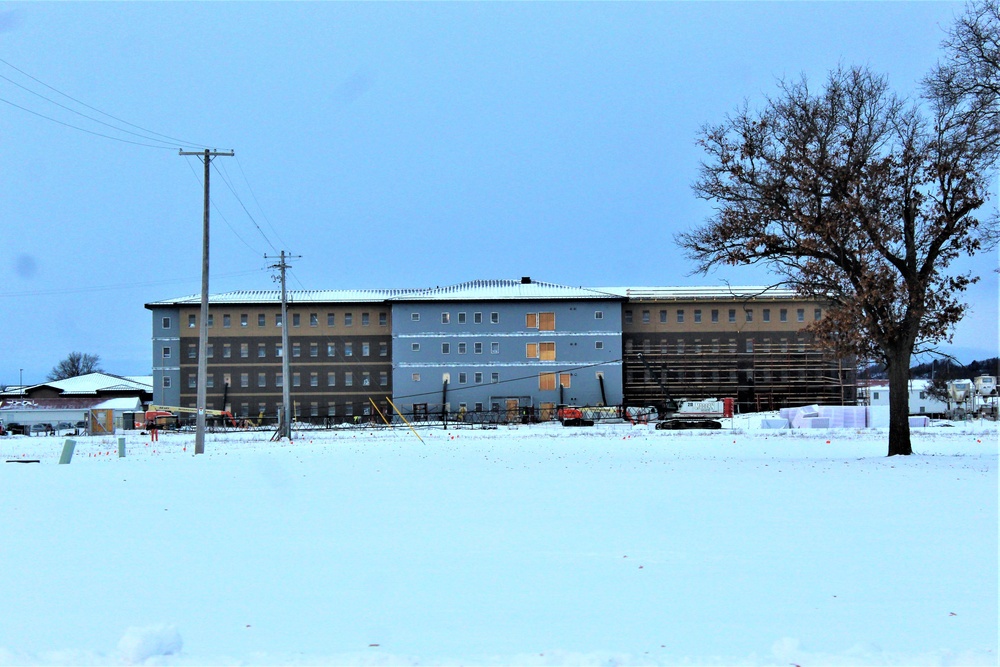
0;373;153;433
859;379;950;416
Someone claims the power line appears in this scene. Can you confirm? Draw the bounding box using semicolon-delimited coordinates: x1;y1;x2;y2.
0;56;212;149
211;160;279;253
235;155;289;250
0;269;267;299
182;157;263;256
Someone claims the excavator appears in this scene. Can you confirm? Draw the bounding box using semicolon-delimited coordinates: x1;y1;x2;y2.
635;353;732;429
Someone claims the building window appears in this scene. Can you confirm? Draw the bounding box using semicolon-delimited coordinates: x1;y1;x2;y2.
491;312;499;324
526;343;538;358
411;312;420;322
327;313;336;326
814;308;822;321
240;343;249;358
746;338;754;352
292;313;300;327
596;341;603;349
310;313;319;327
207;314;214;328
258;344;266;358
241;313;248;327
323;371;336;387
223;314;231;328
343;342;352;357
711;309;719;323
362;342;370;357
491;342;500;354
162;346;171;359
163;376;171;388
379;372;388;386
595;310;603;320
345;372;353;387
780;308;788;322
327;342;336;357
475;372;483;383
409;342;419;353
275;313;283;327
474;342;483;354
207;343;214;358
223;344;231;358
412;373;420;382
293;373;301;388
526;313;538;328
276;373;283;388
345;313;353;326
379;312;388;326
474;312;483;324
797;308;805;322
745;310;753;322
762;308;771;322
458;312;466;324
380;342;388;356
292;343;301;358
694;309;702;323
362;312;370;327
206;375;214;389
241;373;249;388
560;373;571;388
728;309;736;323
442;343;451;354
310;343;318;358
259;314;266;327
188;314;196;328
161;317;171;329
457;342;466;354
491;372;499;383
275;344;282;357
362;372;371;387
539;372;556;391
540;342;555;360
676;310;684;323
188;374;196;389
458;372;467;384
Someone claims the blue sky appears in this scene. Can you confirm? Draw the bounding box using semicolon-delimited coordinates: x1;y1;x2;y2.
1;1;996;384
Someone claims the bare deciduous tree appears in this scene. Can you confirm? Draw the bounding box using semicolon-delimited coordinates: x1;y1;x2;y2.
48;352;103;381
679;66;995;456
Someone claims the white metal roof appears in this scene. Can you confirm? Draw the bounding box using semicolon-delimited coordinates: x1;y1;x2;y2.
146;289;416;307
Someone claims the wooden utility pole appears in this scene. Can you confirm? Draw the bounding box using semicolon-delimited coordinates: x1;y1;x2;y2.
179;148;234;455
266;251;300;440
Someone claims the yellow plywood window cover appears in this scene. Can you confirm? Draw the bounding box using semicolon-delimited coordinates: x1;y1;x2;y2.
539;372;556;391
526;343;539;359
539;312;555;331
540;342;556;360
559;373;571;388
526;313;538;329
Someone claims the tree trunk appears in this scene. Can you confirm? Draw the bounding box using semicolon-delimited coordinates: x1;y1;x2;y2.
886;346;913;456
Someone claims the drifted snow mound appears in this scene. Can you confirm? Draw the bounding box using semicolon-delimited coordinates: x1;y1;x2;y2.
117;624;182;664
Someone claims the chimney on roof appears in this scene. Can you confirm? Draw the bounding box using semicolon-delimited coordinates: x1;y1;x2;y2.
521;276;531;284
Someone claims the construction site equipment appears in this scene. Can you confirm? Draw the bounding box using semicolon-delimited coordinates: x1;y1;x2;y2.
557;405;594;427
635;353;733;429
139;405;240;430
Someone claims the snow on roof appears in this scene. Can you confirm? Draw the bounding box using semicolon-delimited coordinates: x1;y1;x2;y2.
389;279;622;302
146;288;416;307
597;286;803;301
5;372;154;396
146;281;817;306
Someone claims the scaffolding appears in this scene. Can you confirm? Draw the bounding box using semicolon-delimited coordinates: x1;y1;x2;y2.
623;342;856;412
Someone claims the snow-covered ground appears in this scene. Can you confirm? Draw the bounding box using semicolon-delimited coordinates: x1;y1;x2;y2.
1;416;996;666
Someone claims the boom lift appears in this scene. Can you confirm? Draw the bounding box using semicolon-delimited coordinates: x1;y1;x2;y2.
139;405;240;430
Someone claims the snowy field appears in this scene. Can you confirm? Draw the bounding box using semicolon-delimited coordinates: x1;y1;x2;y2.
1;416;997;667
